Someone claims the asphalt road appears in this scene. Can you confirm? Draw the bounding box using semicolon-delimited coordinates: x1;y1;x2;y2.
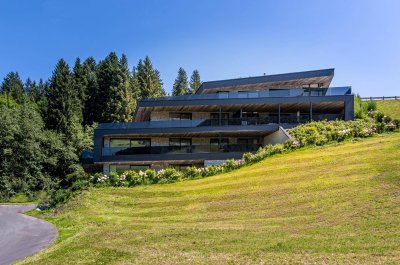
0;204;57;265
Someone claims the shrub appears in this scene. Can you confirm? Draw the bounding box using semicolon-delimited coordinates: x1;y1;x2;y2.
158;168;183;184
365;100;377;111
50;188;73;206
71;179;89;191
145;169;157;184
184;166;202;179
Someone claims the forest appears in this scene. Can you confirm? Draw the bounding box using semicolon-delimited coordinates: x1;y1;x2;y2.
0;52;201;201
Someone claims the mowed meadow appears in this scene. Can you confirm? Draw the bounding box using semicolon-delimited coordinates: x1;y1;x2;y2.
376;100;400;119
22;133;400;264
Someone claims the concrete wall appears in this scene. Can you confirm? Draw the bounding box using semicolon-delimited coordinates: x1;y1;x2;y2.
263;127;293;145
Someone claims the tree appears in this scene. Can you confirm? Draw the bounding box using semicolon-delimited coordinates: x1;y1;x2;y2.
0;101;48;199
72;58;88;113
96;52;135;122
82;57;100;125
189;70;201;94
25;78;39;102
1;72;26;104
136;56;165;99
172;67;189;96
46;59;81;137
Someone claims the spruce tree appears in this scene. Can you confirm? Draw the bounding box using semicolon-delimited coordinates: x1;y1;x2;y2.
172;67;189;96
96;52;135;122
72;58;88;112
1;72;26;104
46;59;81;137
189;70;202;93
82;57;100;125
136;56;165;99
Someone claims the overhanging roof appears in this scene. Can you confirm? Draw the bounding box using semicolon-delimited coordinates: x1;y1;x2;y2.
196;68;335;94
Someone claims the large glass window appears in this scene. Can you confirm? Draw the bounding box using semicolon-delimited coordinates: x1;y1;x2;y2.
109;164;131;174
210;138;229;152
110;164;150;173
109;139;131;147
130;165;150;172
169;138;192;146
210;138;229;146
170;113;192;120
110;138;150;148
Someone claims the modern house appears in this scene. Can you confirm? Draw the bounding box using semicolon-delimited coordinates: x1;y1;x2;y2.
93;69;354;174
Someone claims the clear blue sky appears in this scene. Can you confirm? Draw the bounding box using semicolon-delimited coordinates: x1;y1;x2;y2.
1;0;399;96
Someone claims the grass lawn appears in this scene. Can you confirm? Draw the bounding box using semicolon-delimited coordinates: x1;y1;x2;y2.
376;100;400;119
22;133;400;264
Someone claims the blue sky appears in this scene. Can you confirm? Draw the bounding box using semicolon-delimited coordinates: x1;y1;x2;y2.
0;0;399;96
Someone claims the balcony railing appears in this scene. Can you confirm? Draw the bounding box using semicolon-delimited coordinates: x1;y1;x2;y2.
102;144;262;156
140;87;352;102
98;114;344;130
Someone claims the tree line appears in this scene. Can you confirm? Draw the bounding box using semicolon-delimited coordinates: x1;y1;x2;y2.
0;52;201;201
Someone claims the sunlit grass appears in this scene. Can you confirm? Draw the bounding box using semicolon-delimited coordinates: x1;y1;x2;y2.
377;100;400;119
22;133;400;264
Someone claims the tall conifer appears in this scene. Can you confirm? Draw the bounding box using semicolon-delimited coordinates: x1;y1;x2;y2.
189;70;202;93
172;67;189;96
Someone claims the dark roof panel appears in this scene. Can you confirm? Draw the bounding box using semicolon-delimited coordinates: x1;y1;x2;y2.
196;68;334;94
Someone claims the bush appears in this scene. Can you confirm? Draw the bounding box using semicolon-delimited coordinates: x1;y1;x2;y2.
184;166;202;179
123;170;140;187
366;100;377;111
158;168;183;184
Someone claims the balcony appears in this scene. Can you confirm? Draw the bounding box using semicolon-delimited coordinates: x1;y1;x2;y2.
98;114;344;130
140;87;352;102
102;144;262;156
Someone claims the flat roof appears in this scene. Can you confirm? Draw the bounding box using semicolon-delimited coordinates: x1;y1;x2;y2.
196;68;335;94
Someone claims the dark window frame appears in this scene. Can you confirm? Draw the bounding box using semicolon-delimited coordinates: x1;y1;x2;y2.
170;112;192;120
169;138;192;147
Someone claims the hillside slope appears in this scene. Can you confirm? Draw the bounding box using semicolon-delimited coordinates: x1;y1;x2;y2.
23;133;400;264
377;100;400;119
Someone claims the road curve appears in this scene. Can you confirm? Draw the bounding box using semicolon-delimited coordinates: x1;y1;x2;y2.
0;204;57;265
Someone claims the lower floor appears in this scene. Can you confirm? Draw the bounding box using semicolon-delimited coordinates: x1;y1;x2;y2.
96;127;292;174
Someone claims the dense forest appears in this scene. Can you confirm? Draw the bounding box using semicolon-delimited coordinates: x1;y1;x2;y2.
0;52;201;201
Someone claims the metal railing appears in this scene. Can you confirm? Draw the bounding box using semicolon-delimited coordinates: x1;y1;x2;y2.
140;87;352;102
360;96;400;101
102;144;262;156
98;114;344;130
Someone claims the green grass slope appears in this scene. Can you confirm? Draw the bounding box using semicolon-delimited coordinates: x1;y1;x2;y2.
23;134;400;264
377;100;400;119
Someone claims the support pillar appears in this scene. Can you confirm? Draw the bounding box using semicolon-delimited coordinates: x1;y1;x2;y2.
310;102;313;121
219;106;222;126
278;103;281;124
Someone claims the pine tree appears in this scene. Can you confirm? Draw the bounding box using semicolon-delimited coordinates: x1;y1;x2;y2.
46;59;81;137
136;56;165;99
82;57;100;125
172;67;189;96
25;78;37;102
96;52;135;122
72;58;88;112
189;70;201;93
111;53;135;122
1;72;26;104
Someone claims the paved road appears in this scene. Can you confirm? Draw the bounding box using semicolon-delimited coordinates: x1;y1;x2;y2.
0;204;57;265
